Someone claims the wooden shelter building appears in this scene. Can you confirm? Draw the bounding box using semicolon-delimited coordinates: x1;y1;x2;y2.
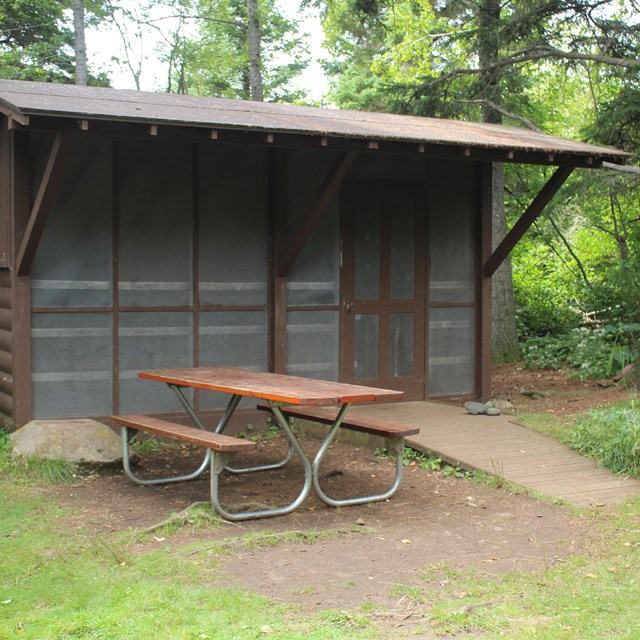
0;80;629;426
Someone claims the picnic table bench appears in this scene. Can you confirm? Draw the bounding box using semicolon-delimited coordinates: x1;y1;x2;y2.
112;366;416;521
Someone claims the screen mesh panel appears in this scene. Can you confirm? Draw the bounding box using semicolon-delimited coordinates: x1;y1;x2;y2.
286;310;339;381
31;313;113;418
119;312;193;413
118;140;193;307
198;146;268;306
354;313;379;379
199;311;268;410
389;199;415;300
428;307;474;395
354;198;380;301
391;313;414;377
286;150;340;306
31;137;113;307
429;161;476;303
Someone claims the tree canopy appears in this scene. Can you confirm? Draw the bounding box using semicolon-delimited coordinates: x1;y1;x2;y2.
0;0;638;368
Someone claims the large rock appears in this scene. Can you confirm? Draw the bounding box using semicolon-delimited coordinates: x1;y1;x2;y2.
9;419;122;464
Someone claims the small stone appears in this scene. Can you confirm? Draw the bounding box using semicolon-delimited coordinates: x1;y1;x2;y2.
492;399;514;411
464;401;487;415
486;407;501;416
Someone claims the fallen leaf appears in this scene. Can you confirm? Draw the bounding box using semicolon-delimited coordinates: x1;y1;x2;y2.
260;625;274;634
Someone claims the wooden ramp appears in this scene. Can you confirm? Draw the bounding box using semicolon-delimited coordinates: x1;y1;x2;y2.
349;401;640;507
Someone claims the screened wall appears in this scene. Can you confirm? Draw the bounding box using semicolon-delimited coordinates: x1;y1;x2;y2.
427;160;477;396
29;136;482;419
285;149;340;381
30;137;270;418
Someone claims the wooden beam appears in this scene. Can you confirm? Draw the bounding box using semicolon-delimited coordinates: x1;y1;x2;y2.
276;150;357;277
0;106;29;127
479;163;493;401
16;133;71;276
483;165;574;278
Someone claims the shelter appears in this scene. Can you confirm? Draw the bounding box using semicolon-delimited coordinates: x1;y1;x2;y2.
0;80;629;426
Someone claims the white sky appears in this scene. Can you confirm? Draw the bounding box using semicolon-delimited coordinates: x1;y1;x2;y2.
85;0;329;102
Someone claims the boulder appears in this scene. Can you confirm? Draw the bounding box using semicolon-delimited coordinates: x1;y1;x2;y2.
9;419;122;464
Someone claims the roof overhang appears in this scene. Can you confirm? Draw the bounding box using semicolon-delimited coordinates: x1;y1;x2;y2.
0;80;631;168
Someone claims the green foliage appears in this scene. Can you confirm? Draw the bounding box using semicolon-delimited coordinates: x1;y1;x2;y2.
0;0;75;82
168;0;309;101
376;445;473;478
522;323;640;381
585;87;640;159
570;403;640;476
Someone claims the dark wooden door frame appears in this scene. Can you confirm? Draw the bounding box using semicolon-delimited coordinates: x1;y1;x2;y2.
339;181;426;398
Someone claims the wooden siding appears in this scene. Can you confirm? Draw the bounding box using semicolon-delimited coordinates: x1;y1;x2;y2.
0;269;13;425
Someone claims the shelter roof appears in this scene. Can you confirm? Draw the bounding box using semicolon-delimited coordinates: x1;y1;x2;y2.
0;79;630;167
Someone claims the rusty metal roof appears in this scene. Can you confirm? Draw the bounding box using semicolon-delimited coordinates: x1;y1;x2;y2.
0;79;630;165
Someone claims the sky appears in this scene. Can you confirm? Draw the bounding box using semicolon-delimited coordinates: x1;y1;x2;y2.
85;0;329;101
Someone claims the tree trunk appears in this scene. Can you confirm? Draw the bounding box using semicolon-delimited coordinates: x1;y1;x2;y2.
491;166;520;361
478;0;520;361
247;0;264;101
72;0;88;86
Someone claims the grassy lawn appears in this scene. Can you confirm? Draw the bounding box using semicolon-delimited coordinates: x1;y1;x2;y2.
2;401;640;639
0;481;376;640
425;499;640;639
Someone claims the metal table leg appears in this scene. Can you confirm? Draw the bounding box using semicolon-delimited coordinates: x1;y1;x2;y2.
311;403;406;507
121;424;211;485
161;388;313;520
208;403;313;521
173;384;294;475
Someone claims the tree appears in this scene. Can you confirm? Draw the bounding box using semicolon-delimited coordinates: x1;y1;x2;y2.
158;0;309;101
0;0;75;81
317;0;640;359
72;0;88;85
246;0;263;100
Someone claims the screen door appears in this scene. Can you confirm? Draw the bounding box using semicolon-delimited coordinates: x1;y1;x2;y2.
340;184;426;399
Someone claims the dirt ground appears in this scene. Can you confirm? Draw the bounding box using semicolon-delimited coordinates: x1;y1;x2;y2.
42;364;634;637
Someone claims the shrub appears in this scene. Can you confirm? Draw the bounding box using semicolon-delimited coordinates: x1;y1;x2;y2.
521;323;640;381
570;404;640;477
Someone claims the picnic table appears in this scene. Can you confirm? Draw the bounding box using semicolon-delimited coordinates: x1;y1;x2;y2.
112;366;418;521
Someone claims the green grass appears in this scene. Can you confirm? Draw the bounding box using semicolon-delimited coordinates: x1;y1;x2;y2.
0;428;81;484
570;401;640;476
0;480;380;640
516;400;640;478
424;499;640;639
514;412;577;445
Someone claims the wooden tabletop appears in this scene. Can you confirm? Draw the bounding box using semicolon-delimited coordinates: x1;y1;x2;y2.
138;366;404;405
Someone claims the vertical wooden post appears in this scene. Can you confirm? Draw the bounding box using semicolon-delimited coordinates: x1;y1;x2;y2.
11;132;33;425
478;162;493;401
271;149;288;373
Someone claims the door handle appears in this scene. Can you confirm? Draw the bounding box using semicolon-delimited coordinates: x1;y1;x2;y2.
344;301;352;314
